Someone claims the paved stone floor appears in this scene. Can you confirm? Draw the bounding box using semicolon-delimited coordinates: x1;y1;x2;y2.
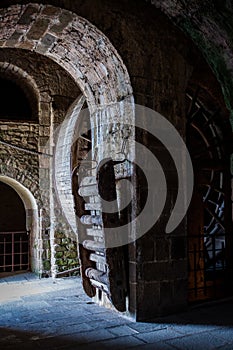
0;273;233;349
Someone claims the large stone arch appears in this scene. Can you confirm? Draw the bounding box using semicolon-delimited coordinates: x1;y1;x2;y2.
148;0;233;125
0;175;41;273
0;3;133;110
0;2;134;212
0;3;135;278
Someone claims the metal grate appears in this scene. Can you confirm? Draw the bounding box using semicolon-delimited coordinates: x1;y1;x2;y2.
188;232;228;301
0;231;29;272
186;85;232;303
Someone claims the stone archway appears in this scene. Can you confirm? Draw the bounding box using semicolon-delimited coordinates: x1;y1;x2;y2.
0;62;40;121
0;3;135;285
147;0;233;124
0;2;135;211
0;3;133;109
0;176;40;274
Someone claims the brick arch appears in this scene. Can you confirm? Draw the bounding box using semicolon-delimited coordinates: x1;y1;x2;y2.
0;3;133;112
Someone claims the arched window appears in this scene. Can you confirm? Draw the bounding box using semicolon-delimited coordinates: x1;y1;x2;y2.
0;76;33;121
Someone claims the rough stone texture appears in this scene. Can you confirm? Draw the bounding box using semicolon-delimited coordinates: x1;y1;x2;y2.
1;0;233;125
54;231;79;273
0;3;134;285
0;0;232;321
0;121;40;199
0;55;80;276
0;3;133;108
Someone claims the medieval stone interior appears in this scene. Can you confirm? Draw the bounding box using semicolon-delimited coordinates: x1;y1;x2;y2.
0;0;233;348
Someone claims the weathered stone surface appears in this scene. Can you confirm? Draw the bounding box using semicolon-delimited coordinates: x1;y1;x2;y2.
0;0;231;321
17;5;39;25
27;18;50;40
50;11;74;33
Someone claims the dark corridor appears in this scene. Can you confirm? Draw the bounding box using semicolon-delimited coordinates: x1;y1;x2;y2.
0;182;29;273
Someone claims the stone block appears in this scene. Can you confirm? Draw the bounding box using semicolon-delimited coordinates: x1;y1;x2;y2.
67;258;78;266
135;328;182;344
142;260;187;281
55;245;66;252
18;5;39;25
18;40;35;50
36;33;57;54
39;137;49;147
61;237;71;245
7;30;22;44
50;12;74;34
98;335;144;349
55;232;66;238
56;258;65;266
66;243;76;250
27;18;50;40
55;252;63;259
137;235;154;262
43;259;51;270
64;251;77;259
42;6;61;17
107;325;138;336
136;282;160;321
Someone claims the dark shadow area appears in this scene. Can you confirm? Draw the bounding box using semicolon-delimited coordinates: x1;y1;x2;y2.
1;298;233;349
152;298;233;326
0;182;26;232
0;77;33;121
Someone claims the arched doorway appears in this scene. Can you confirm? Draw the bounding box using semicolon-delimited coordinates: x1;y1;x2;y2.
0;3;134;283
0;182;29;273
186;64;233;302
0;176;39;275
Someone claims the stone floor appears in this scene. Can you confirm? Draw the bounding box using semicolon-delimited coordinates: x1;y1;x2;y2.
0;272;233;349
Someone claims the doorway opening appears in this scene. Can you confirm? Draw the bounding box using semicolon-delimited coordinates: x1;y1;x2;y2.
186;83;232;302
0;182;29;273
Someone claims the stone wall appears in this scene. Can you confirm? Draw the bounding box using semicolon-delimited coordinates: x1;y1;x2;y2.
0;121;40;197
54;231;79;274
0;1;197;319
0;0;231;320
0;118;80;276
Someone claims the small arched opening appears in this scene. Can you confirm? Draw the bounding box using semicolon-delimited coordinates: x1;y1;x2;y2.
0;64;39;122
0;77;32;121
